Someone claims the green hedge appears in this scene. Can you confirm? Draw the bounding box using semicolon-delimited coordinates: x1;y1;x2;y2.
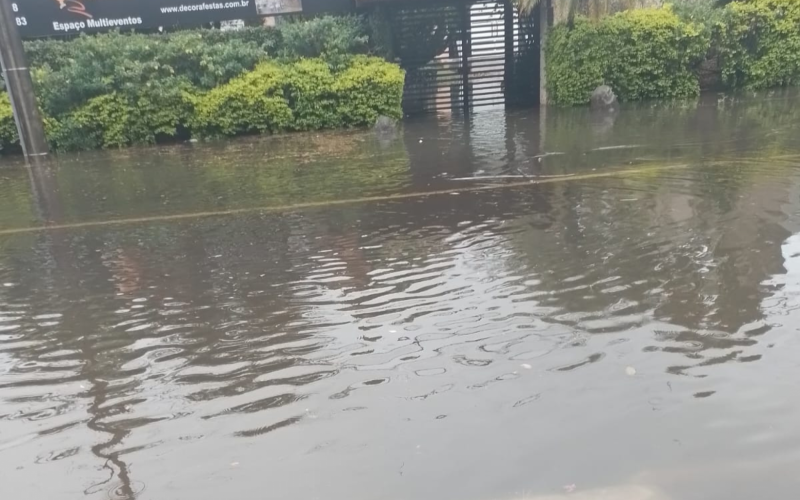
718;0;800;89
0;56;404;152
0;94;16;151
191;62;293;138
192;55;403;138
0;16;403;154
546;6;710;105
20;16;377;117
546;0;800;105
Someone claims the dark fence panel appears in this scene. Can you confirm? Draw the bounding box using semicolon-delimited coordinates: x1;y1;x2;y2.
377;0;539;115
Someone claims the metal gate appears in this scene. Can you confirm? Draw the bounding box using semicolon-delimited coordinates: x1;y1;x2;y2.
385;0;539;114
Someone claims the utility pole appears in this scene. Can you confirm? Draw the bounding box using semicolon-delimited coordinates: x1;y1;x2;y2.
0;0;49;158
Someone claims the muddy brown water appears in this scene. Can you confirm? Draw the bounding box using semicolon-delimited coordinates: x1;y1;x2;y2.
2;91;800;500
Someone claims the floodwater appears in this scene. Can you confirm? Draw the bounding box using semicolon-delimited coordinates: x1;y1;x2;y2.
2;90;800;500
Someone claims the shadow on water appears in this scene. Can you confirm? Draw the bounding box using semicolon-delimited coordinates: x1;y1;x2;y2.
1;89;800;500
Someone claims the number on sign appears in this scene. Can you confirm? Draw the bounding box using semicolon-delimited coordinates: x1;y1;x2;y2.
11;3;19;12
16;16;27;26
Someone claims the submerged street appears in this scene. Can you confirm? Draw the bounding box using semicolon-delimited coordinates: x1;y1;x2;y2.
2;91;800;500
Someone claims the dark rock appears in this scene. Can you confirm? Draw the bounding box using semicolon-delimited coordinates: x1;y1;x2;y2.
374;115;398;134
590;85;618;111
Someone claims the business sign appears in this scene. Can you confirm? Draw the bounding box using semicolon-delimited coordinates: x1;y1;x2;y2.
9;0;302;38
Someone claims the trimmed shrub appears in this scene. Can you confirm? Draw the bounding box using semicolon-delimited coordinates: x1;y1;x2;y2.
191;56;404;138
546;6;710;104
52;82;195;150
718;0;800;89
279;15;371;69
333;55;405;125
191;62;293;138
0;94;17;151
545;20;606;105
280;55;405;130
27;31;267;117
0;93;62;153
1;56;404;152
283;58;340;130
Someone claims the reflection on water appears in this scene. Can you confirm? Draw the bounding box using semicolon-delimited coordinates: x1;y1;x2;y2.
2;90;800;500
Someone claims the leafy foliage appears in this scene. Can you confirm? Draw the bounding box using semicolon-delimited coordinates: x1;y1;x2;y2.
191;62;292;138
333;55;405;125
279;15;371;69
192;56;404;138
0;18;404;153
717;0;800;89
0;94;17;151
27;31;267;117
52;82;195;150
671;0;726;27
283;59;339;130
546;6;710;104
546;0;800;105
1;57;404;151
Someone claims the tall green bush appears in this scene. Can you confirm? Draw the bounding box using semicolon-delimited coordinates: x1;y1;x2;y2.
192;56;404;138
0;94;17;150
334;55;405;125
0;16;406;154
27;31;267;116
191;62;293;138
283;59;340;130
546;6;710;105
279;15;370;69
1;56;404;153
52;82;195;150
718;0;800;89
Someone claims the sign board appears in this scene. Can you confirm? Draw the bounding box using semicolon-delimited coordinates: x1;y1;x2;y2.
9;0;302;37
254;0;300;16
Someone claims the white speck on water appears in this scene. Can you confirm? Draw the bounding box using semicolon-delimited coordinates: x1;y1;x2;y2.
230;462;239;467
33;313;62;320
3;283;15;287
626;366;637;376
521;363;532;369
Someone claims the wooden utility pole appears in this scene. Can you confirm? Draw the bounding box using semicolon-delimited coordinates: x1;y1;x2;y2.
538;0;550;105
0;0;49;158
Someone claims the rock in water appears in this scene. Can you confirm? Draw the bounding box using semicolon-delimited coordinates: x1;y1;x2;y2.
374;116;398;134
590;85;618;111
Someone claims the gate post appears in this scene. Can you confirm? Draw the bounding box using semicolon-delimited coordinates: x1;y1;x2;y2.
460;1;472;112
504;0;514;106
